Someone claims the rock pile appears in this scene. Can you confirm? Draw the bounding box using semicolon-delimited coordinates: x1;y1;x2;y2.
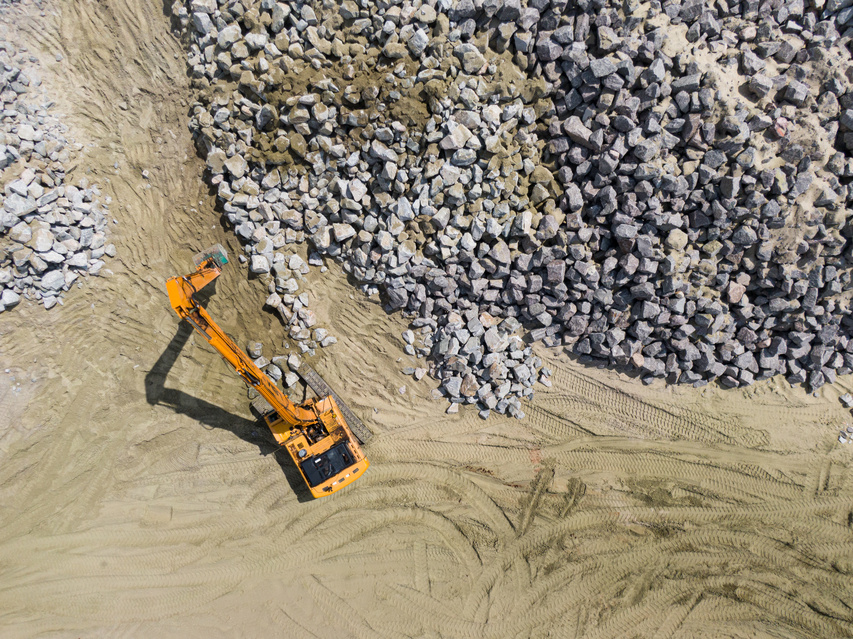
0;40;115;312
174;0;853;416
524;1;853;391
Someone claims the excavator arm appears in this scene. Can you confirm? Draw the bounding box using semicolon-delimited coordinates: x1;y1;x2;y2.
165;245;369;498
165;246;317;428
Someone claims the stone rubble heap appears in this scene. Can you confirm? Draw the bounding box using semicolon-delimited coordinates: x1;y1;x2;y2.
0;40;115;313
175;0;853;416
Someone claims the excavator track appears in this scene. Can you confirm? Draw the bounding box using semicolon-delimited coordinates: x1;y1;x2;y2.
250;394;275;418
297;364;373;444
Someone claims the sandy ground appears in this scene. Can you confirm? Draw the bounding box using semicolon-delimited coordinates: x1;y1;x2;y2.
0;1;852;637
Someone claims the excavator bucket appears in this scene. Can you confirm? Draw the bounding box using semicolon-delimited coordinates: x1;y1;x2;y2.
193;244;228;269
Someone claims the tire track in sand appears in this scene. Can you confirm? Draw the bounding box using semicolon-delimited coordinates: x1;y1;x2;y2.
543;364;765;447
0;0;851;635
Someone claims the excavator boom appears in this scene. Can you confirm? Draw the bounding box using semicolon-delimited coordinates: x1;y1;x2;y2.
165;245;368;498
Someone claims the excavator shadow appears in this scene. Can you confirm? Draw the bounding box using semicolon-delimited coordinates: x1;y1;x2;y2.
145;314;314;502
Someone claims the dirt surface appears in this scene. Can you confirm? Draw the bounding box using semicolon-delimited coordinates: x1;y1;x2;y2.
0;1;852;637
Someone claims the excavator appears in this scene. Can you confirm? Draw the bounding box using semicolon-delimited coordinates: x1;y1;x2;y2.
166;244;369;498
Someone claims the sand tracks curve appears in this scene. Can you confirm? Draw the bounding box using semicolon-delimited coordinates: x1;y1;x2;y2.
0;0;851;636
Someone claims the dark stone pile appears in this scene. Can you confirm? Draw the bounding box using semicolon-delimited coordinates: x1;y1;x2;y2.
526;0;853;391
173;0;853;417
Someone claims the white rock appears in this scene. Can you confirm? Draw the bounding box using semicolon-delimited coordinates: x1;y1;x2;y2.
348;178;367;201
41;270;65;291
287;353;301;371
8;222;31;244
288;254;308;273
250;254;270;273
217;24;242;48
284;372;299;388
17;124;36;141
66;253;89;268
1;290;21;307
30;228;54;252
224;154;248;179
245;32;268;50
333;223;356;242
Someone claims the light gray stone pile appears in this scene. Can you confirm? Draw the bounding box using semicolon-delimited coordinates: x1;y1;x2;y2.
174;0;853;417
0;40;115;312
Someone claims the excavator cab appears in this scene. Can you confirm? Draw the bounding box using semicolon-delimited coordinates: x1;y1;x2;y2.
301;441;357;488
166;245;370;498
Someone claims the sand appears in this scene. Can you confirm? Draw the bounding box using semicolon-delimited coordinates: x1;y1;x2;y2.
0;1;852;637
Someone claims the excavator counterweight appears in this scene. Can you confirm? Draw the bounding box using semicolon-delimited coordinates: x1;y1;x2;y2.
166;245;369;498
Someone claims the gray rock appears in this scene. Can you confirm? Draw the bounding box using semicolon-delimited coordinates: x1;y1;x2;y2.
671;74;701;93
386;286;408;309
247;341;263;358
563;116;593;148
451;149;478;166
536;39;562;62
266;363;282;381
256;104;278;130
408;29;429;57
614;224;637;240
563;183;583;211
633;138;660;162
443;376;463;396
785;81;809;106
732;226;757;245
741;49;765;75
589;58;617;78
749;74;774;98
454;43;486;74
41;270;65;291
720;176;740;199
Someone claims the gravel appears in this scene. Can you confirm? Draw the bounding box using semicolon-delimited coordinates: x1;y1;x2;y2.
171;0;853;416
0;40;115;312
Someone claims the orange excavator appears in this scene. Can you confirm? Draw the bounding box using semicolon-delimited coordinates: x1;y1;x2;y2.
166;244;369;498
